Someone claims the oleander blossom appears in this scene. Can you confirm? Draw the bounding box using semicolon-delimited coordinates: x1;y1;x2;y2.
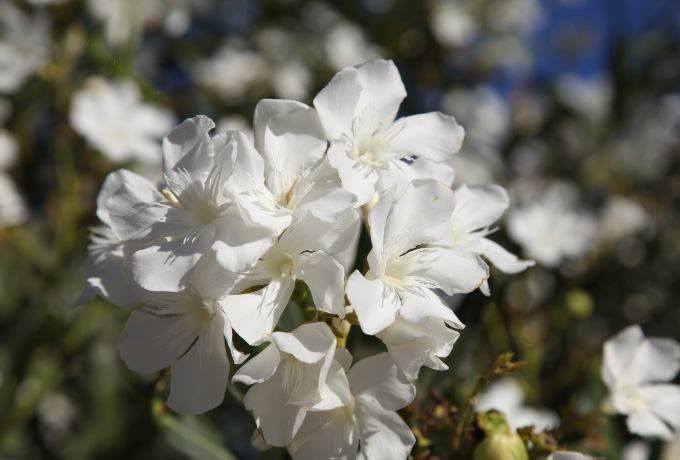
314;59;465;205
602;324;680;440
288;352;416;459
104;115;276;292
347;179;489;336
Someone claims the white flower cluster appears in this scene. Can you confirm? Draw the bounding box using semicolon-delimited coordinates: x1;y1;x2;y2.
81;59;534;458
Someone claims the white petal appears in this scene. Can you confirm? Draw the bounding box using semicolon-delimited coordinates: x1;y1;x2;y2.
377;317;459;379
400;247;489;295
476;238;535;274
132;235;209;292
281;211;360;256
410;156;456;187
222;277;295;345
453;184;509;234
626;410;675;441
313;66;363;139
166;320;230;414
289;410;358;460
366;186;396;260
220;310;248;365
327;141;379;206
398;288;465;328
211;208;276;272
242;371;307;446
227;130;266;194
602;325;644;389
354;60;406;133
308;358;352;411
271;322;336;364
118;310;196;374
97;169;154;226
349;353;415;411
386;112;464;162
384;179;456;255
232;342;280;385
294;251;346;317
107;182;189;242
639;384;680;431
355;404;415;460
254;99;327;195
626;336;680;386
162;115;216;190
346;272;401;335
334;347;353;372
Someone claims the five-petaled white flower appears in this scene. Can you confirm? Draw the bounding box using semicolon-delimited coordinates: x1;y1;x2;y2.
314;59;465;205
347;178;489;336
602;324;680;440
288;352;416;460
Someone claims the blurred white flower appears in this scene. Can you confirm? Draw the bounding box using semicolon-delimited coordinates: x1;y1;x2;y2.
597;195;650;245
69;77;175;165
487;0;543;34
0;1;50;93
288;352;416;459
547;452;596;460
429;0;478;48
602;325;680;440
507;182;597;268
0;172;28;227
216;115;253;142
623;440;650;460
476;377;560;432
196;44;267;102
87;0;201;46
556;73;613;120
323;22;382;71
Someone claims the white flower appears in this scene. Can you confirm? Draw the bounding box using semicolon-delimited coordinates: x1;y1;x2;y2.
429;1;478;48
507;182;597;268
196;43;267;102
597;195;650;245
0;129;27;226
69;77;175;165
228;99;357;235
232;322;350;447
475;377;560;432
433;184;534;295
323;22;382;72
556;73;612;120
288;352;416;460
314;59;465;205
547;452;596;460
602;324;680;440
118;285;248;414
222;214;358;345
105;116;276;292
0;1;50;93
346;179;489;336
0;172;27;227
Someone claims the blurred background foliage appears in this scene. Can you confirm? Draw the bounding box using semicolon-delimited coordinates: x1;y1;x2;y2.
0;0;679;458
